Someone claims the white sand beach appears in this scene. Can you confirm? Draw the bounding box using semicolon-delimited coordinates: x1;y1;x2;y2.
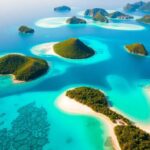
31;42;61;58
12;75;25;84
56;92;122;150
110;105;150;134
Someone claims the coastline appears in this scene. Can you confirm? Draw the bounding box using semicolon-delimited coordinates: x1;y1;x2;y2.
124;46;147;57
110;107;150;134
0;74;25;84
56;92;121;150
12;75;25;84
31;42;97;61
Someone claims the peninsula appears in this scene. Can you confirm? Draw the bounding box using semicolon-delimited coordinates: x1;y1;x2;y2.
57;87;150;150
0;54;49;82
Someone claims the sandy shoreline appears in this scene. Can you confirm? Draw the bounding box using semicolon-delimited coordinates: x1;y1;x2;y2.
124;46;146;57
56;92;121;150
0;74;25;84
12;75;25;84
31;42;61;58
110;106;150;134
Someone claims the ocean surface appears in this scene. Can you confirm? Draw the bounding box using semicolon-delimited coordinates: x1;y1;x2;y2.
0;7;150;150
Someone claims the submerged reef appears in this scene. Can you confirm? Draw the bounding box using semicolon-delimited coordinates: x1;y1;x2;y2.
0;103;50;150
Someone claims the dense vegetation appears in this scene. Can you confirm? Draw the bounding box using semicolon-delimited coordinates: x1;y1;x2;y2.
108;11;133;19
54;6;71;12
93;13;109;23
66;87;150;149
124;1;150;12
0;54;49;81
137;15;150;24
54;38;95;59
19;26;34;34
66;87;131;124
84;8;109;17
125;43;148;56
66;16;86;24
115;125;150;150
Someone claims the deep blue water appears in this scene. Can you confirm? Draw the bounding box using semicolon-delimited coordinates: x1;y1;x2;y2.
0;7;150;150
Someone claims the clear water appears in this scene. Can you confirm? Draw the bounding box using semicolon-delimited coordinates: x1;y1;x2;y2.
0;6;150;150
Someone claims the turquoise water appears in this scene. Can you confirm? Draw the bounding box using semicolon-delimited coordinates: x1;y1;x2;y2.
0;6;150;150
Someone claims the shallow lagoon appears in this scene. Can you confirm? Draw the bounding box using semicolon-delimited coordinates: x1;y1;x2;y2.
0;6;150;150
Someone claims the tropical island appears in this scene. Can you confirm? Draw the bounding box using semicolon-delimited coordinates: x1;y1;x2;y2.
108;11;133;19
54;5;71;12
18;26;34;34
125;43;148;56
137;15;150;24
0;54;49;82
53;38;95;59
66;87;131;124
93;12;109;23
124;1;150;12
84;8;109;17
60;86;150;150
66;16;87;24
84;8;134;22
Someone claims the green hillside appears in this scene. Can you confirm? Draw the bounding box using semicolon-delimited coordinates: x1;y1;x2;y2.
53;38;95;59
0;54;49;81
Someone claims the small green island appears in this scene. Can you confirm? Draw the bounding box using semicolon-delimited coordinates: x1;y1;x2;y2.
108;11;133;19
125;43;148;56
137;15;150;24
54;6;71;12
53;38;95;59
18;26;34;34
93;12;109;23
66;16;87;24
84;8;134;23
66;86;150;150
84;8;109;17
124;1;150;12
84;8;109;23
0;54;49;82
